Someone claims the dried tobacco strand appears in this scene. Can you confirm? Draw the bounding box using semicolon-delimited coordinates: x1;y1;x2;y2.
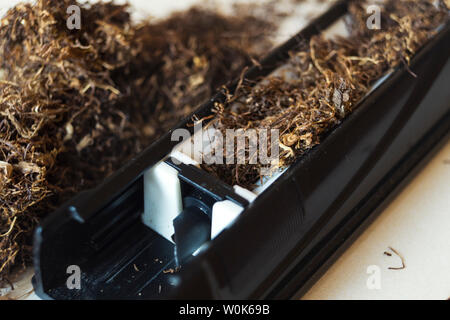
0;0;278;282
203;0;449;189
387;246;406;271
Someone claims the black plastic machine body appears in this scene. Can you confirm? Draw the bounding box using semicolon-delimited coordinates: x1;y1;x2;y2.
32;0;450;299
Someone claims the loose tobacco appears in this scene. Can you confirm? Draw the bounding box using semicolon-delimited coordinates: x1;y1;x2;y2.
202;0;449;188
0;0;278;282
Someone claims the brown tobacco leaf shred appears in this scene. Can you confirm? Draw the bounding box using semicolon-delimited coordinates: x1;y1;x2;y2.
203;0;449;188
387;246;406;271
0;0;278;282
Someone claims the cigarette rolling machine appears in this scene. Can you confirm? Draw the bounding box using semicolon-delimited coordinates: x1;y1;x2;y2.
32;0;450;299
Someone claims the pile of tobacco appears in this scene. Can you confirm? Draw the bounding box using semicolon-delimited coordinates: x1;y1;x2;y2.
202;0;449;188
0;0;279;283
